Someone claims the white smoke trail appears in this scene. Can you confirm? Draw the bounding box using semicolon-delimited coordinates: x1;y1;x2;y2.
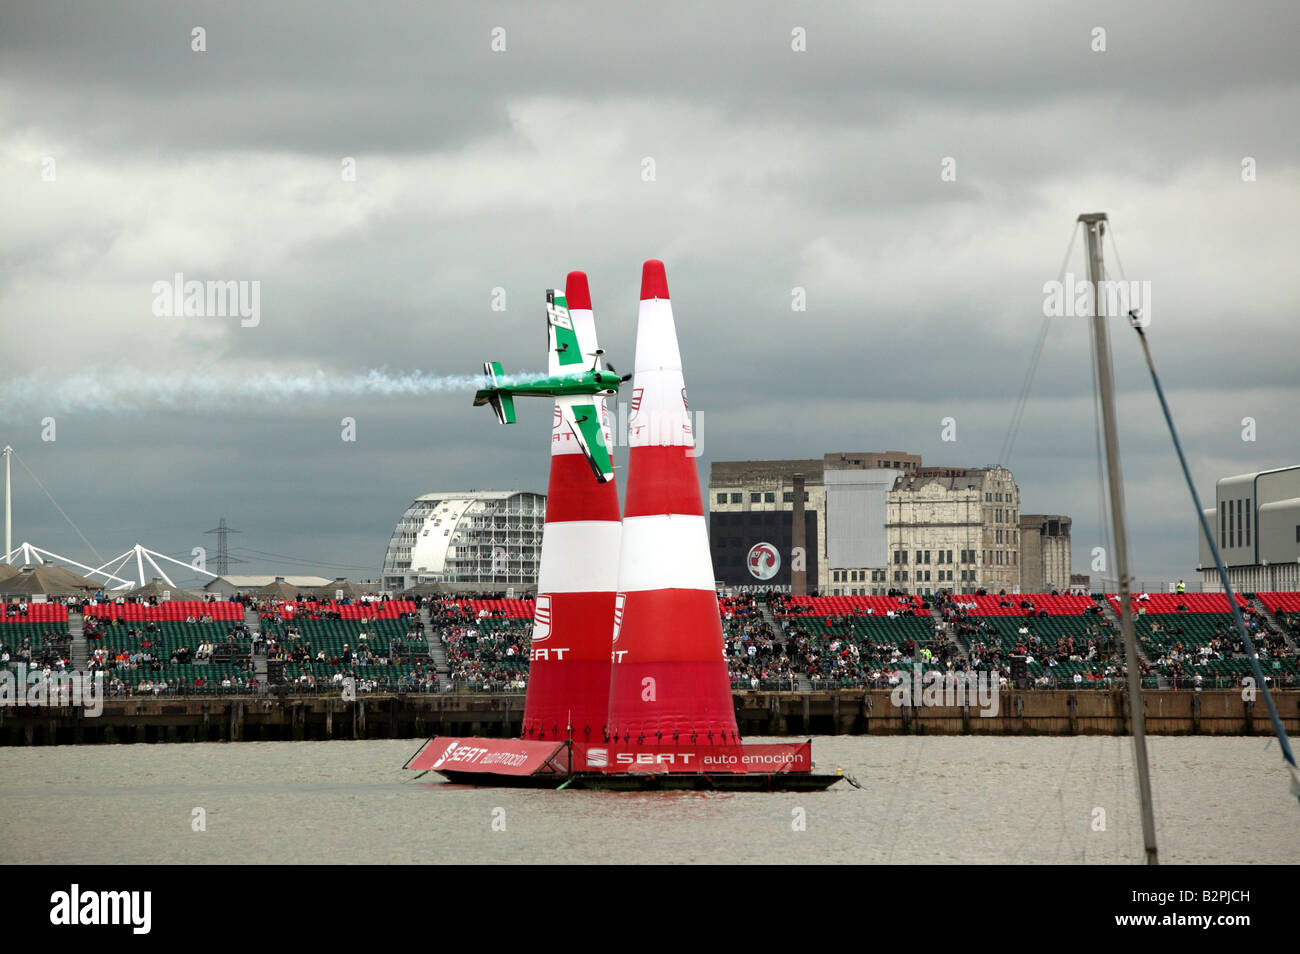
0;367;535;417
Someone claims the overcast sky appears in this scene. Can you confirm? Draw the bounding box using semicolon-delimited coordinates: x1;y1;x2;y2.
1;0;1296;587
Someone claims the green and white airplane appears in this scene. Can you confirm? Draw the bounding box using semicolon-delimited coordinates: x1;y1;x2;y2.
473;289;629;483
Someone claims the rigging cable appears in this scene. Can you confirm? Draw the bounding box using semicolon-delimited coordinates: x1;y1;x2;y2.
10;449;104;564
229;546;379;572
998;221;1082;467
1127;314;1299;803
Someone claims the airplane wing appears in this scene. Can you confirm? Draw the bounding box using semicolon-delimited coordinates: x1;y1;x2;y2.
547;291;587;376
560;397;614;483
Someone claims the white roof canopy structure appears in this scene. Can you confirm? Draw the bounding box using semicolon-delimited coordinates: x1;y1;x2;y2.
92;544;219;590
3;542;135;588
1;541;219;591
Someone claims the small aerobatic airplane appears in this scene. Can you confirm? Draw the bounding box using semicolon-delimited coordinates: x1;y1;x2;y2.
473;289;628;483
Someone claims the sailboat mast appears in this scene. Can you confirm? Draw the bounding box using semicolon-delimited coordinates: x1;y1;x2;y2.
3;446;11;565
1080;212;1159;865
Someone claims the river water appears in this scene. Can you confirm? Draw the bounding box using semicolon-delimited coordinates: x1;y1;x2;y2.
1;736;1293;864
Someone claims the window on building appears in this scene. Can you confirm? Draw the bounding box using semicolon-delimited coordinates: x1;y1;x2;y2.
764;492;775;503
716;493;726;504
730;493;741;503
1237;498;1243;548
1245;504;1250;546
901;571;908;581
750;493;761;504
783;492;793;503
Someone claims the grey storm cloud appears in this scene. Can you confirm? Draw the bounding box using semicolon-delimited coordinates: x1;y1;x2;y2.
0;0;1296;583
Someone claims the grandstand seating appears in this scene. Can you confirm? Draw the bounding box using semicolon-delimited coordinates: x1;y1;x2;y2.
0;621;71;644
789;614;935;647
1108;593;1248;614
1;603;69;623
777;595;927;616
274;617;425;661
437;598;533;619
1259;592;1300;614
0;621;72;669
955;594;1097;616
91;621;241;654
1134;612;1229;650
966;613;1115;653
18;589;1283;695
266;599;416;620
84;600;244;622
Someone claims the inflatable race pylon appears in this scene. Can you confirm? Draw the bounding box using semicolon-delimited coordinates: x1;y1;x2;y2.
605;260;740;745
521;272;622;742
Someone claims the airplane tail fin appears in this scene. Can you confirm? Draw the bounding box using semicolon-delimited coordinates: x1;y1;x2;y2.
493;391;516;424
472;361;515;424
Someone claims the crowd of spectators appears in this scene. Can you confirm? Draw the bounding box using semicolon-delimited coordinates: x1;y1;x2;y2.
6;588;1300;695
1143;606;1298;689
722;595;799;689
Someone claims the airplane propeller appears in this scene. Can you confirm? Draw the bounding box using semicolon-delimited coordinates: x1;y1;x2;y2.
602;360;633;383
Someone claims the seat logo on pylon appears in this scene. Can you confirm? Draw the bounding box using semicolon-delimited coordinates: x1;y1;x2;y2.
532;595;552;641
611;593;626;642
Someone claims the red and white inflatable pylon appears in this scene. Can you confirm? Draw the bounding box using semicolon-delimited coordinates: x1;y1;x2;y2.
605;260;740;745
522;272;622;742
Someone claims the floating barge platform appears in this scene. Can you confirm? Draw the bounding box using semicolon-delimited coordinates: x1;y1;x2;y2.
406;736;844;791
